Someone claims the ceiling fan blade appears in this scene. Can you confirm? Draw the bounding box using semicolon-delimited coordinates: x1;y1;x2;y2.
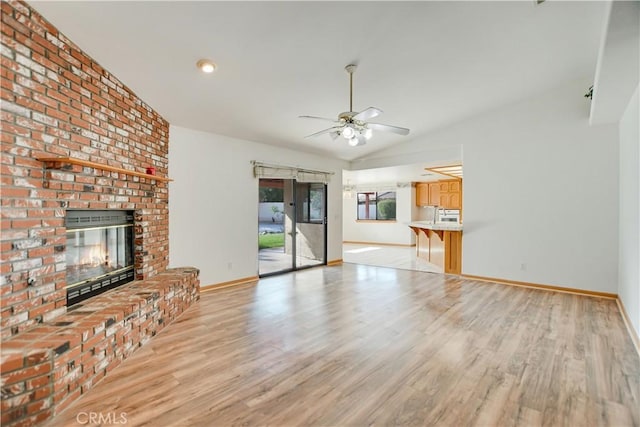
299;115;337;122
368;122;410;136
352;107;383;122
305;126;342;138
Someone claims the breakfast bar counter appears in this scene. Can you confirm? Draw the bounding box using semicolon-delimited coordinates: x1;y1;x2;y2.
409;222;462;274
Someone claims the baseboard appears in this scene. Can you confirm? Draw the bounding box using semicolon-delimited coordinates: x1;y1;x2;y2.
616;298;640;357
343;241;416;247
327;259;343;266
460;274;618;299
201;276;259;293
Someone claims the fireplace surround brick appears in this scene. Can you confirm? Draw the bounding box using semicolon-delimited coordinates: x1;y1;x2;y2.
1;2;201;425
1;0;172;337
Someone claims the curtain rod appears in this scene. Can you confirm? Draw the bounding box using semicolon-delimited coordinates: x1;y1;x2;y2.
251;161;335;176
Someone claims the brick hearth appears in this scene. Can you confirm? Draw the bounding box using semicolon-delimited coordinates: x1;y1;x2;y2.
1;2;201;425
1;268;199;426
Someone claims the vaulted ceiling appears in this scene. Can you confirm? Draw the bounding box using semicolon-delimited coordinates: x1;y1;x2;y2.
30;1;606;165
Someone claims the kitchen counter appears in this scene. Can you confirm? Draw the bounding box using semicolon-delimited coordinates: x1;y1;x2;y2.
408;222;462;274
408;221;463;231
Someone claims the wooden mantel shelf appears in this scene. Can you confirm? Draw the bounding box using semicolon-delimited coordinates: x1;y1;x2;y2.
36;157;173;182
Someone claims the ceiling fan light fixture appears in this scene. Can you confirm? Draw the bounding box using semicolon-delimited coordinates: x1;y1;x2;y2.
300;63;410;146
196;59;216;73
342;126;355;139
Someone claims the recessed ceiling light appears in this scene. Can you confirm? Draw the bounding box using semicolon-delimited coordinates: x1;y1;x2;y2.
196;59;216;73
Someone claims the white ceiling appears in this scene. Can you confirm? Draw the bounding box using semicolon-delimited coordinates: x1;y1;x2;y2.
30;0;607;181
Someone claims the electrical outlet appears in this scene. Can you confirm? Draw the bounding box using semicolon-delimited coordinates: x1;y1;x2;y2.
520;263;527;271
227;262;232;270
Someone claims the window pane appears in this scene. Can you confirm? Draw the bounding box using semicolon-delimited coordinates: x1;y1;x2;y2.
377;191;396;220
296;182;309;223
357;192;371;220
296;182;325;223
309;184;324;222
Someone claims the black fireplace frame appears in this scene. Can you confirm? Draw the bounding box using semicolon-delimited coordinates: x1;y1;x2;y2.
65;209;135;306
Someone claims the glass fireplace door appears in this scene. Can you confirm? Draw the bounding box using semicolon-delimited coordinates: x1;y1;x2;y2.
66;225;134;287
65;210;135;305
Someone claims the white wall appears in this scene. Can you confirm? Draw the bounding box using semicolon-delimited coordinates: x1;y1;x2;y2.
342;185;414;245
168;125;347;287
618;85;639;335
350;79;620;293
462;86;618;293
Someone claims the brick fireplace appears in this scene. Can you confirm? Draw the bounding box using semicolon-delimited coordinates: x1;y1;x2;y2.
1;2;200;425
0;0;174;336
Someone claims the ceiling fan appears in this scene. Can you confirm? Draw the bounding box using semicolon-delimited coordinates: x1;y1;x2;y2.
300;64;410;147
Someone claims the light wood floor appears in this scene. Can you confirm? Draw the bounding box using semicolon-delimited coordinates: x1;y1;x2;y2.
46;264;639;427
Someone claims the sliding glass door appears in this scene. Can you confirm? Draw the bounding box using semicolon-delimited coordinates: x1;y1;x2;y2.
294;182;326;269
258;178;326;276
258;178;289;275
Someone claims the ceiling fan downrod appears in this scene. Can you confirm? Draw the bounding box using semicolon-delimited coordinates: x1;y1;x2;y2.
345;64;357;114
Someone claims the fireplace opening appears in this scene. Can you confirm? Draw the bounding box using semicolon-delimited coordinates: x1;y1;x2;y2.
65;210;135;306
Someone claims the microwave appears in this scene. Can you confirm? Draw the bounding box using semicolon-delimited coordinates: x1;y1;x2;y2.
437;209;460;223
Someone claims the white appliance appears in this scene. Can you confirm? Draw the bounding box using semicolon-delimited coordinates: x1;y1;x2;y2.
437;209;460;224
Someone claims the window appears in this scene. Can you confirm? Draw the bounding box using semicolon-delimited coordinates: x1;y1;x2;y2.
357;191;396;220
296;182;325;224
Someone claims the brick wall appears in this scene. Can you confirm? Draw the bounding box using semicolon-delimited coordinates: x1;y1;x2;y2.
1;0;171;339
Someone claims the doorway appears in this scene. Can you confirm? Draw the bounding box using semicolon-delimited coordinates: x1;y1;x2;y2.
258;178;326;276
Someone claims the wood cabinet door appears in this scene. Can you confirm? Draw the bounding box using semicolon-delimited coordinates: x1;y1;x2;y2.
437;181;449;207
448;192;461;209
448;180;461;192
439;193;449;208
444;231;462;274
428;182;440;206
415;183;429;206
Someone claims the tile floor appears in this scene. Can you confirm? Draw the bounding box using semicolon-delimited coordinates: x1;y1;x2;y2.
342;242;442;273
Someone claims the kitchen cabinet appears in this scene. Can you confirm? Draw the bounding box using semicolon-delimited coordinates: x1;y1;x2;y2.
428;182;440;206
448;192;461;209
415;183;430;206
415;179;462;209
438;193;449;208
444;230;462;274
438;179;462;209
